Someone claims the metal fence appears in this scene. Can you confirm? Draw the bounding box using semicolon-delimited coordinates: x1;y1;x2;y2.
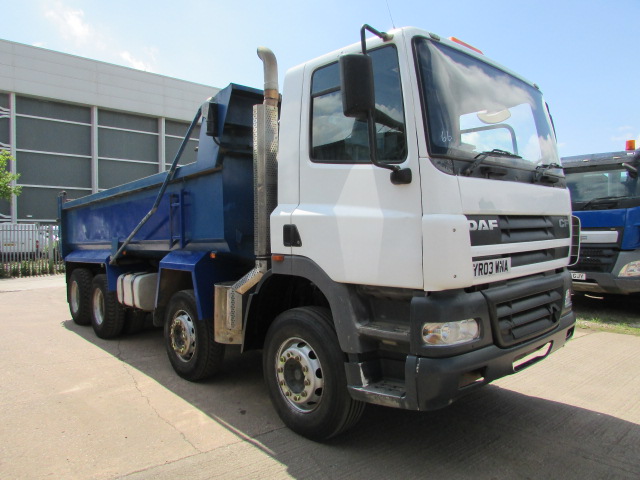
0;223;64;278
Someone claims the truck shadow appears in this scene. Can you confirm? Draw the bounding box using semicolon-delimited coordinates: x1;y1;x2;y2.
63;320;640;479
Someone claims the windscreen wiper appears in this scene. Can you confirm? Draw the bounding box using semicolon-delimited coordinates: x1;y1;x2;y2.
534;162;563;183
579;196;626;211
462;149;521;176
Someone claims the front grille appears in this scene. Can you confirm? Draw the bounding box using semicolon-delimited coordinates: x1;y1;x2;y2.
500;215;558;243
572;245;619;273
468;215;571;247
483;274;564;347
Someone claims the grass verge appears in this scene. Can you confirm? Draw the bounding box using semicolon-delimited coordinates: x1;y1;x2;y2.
572;293;640;337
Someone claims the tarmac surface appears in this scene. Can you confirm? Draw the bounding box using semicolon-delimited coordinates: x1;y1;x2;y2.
1;275;639;479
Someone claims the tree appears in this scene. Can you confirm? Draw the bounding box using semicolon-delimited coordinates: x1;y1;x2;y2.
0;150;21;200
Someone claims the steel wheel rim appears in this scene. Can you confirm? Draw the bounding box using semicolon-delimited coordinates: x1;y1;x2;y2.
275;336;324;413
70;281;80;314
92;288;105;326
170;310;196;362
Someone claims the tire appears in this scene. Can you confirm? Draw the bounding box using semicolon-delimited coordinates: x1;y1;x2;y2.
164;290;224;381
68;268;93;325
90;274;125;339
263;306;366;440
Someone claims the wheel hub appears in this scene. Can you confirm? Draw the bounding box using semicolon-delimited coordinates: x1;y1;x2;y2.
170;311;196;362
276;338;324;412
92;288;105;326
70;281;80;314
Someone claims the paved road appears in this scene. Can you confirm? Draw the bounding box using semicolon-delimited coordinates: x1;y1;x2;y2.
1;275;639;479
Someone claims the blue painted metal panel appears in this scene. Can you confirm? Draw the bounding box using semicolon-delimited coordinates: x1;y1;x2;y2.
60;83;263;316
60;84;262;264
575;207;640;250
624;206;640;250
160;251;209;271
65;250;111;264
574;210;626;229
159;250;251;321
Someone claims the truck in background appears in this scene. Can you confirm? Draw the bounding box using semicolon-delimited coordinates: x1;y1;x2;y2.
564;140;640;295
60;25;578;440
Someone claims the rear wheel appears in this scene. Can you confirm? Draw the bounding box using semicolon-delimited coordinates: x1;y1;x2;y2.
164;290;224;381
263;306;365;440
68;268;93;325
90;274;125;339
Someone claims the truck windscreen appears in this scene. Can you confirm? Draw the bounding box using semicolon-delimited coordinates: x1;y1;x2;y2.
414;38;559;174
566;167;640;210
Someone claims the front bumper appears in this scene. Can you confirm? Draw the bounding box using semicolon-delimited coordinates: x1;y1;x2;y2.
572;250;640;295
408;311;574;410
348;270;575;411
571;272;640;295
348;311;575;411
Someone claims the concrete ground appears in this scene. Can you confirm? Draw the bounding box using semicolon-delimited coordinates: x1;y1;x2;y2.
0;275;639;479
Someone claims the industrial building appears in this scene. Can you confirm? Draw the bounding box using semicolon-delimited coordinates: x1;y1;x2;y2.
0;38;218;223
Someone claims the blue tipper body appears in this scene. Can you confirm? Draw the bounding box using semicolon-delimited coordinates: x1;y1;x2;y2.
59;84;263;320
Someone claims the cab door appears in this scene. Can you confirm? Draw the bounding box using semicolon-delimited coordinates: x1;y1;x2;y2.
291;43;424;289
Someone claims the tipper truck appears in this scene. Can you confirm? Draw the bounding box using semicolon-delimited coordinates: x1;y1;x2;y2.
60;25;579;440
564;141;640;295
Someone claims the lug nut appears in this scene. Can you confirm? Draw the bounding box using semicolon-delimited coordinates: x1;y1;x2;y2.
304;379;310;386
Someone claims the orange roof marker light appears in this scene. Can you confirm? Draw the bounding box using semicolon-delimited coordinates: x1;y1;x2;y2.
626;139;636;151
448;36;483;55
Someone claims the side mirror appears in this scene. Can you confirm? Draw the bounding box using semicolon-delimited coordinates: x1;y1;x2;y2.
339;54;375;119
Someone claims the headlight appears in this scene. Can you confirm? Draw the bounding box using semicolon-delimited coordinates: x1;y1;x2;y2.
619;261;640;278
422;319;480;346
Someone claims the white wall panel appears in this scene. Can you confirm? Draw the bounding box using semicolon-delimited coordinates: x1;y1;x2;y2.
0;39;218;122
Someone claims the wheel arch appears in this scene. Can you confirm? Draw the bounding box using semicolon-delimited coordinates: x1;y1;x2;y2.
243;256;374;354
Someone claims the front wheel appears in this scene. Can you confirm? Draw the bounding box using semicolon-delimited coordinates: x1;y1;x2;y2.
263;307;365;440
164;290;224;381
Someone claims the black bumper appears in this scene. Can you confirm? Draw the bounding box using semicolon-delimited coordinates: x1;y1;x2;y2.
348;270;575;411
406;311;575;410
348;311;575;411
571;272;640;295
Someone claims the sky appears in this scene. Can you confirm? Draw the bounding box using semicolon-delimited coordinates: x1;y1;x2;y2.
1;0;638;158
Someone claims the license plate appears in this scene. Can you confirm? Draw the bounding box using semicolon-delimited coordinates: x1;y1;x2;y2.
473;257;511;277
571;272;586;281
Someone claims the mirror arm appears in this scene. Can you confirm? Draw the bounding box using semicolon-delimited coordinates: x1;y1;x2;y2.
366;111;412;185
360;24;393;54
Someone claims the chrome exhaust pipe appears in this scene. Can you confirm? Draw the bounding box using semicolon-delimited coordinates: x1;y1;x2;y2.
214;47;279;344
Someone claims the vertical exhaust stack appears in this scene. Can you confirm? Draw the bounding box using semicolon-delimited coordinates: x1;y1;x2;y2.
252;46;280;275
214;48;279;345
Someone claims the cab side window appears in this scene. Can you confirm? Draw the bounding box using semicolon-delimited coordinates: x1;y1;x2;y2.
310;46;406;163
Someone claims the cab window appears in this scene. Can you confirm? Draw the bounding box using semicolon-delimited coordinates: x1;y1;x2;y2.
310;46;406;163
